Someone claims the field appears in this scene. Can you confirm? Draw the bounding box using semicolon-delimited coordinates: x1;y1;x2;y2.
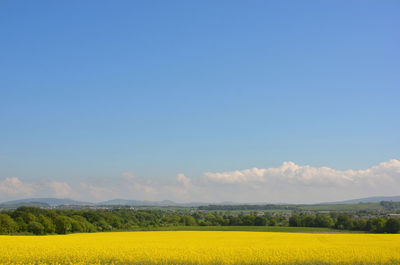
1;231;400;264
297;202;385;211
130;225;357;233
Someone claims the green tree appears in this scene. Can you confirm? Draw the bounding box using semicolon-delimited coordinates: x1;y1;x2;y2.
0;214;17;234
385;218;400;233
254;216;267;226
241;215;255;226
315;215;334;228
180;216;197;226
71;215;96;232
335;215;353;230
229;216;242;226
205;214;217;225
354;219;367;231
289;216;300;227
301;215;315;227
367;218;386;233
14;217;28;232
55;216;73;234
71;220;85;233
269;219;278;226
216;216;228;226
95;219;111;231
28;221;45;235
38;215;55;234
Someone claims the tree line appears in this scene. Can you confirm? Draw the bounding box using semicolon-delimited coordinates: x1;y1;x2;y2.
198;204;297;211
289;213;400;233
0;206;399;235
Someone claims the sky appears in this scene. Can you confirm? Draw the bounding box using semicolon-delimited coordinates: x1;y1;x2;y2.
0;0;399;203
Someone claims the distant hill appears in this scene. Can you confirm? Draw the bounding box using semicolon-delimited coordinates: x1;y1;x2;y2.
2;196;400;209
98;199;174;206
0;201;50;209
0;198;93;206
0;198;207;207
324;196;400;204
98;199;207;207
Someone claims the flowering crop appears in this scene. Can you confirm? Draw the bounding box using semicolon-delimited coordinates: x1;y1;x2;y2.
0;231;399;264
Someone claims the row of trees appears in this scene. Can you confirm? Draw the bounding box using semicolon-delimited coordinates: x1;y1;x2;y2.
0;207;285;234
198;204;297;211
289;214;400;233
0;207;399;235
200;201;400;213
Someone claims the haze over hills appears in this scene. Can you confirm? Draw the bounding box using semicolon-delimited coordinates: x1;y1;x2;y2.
1;196;400;208
97;199;207;207
0;198;207;207
327;196;400;204
0;198;93;206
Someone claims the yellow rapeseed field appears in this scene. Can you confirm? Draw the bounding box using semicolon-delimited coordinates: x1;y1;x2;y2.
0;231;399;264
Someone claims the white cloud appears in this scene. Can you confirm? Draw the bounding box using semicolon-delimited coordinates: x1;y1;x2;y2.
44;181;72;197
0;178;73;200
177;173;191;187
200;159;400;203
78;183;114;201
1;159;400;203
0;177;35;196
204;160;400;188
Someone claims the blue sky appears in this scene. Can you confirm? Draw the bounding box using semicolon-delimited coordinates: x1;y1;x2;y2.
0;1;399;202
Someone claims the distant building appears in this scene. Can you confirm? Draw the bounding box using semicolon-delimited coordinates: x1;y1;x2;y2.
388;214;400;218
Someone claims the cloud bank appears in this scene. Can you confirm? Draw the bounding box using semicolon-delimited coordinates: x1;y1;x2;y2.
1;159;400;203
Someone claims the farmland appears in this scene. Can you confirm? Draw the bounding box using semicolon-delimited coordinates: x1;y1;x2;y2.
2;204;400;236
1;231;399;264
130;225;357;233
